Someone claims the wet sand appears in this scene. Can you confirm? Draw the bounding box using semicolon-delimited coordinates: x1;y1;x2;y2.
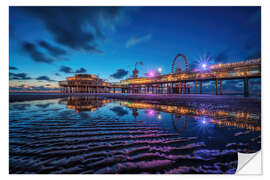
9;94;66;102
9;93;260;111
100;93;261;113
99;93;260;103
9;97;261;174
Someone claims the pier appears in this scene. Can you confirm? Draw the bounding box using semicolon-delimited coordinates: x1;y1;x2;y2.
59;54;261;97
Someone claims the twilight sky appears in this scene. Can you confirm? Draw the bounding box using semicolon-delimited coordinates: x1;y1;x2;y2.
9;6;261;92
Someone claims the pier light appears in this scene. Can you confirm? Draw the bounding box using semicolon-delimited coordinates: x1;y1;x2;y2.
147;109;155;117
200;117;209;126
147;70;156;78
199;63;209;71
202;63;207;69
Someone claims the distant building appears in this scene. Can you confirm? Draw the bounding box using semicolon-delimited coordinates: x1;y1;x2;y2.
59;74;111;93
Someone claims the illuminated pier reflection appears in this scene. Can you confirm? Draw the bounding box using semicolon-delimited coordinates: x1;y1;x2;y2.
120;101;260;132
65;96;111;112
61;97;260;132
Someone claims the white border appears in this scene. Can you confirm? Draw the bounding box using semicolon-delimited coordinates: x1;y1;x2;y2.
2;0;269;179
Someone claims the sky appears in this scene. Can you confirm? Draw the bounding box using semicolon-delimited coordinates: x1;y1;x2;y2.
9;6;261;92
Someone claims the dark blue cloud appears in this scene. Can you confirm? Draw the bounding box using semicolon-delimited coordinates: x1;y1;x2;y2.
110;69;128;79
36;75;55;82
38;40;67;57
59;66;87;74
21;41;54;64
9;72;31;80
22;7;124;53
75;68;87;73
9;66;18;70
59;66;73;73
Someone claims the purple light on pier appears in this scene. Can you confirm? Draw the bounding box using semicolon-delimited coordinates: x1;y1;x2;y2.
147;109;155;116
147;70;156;78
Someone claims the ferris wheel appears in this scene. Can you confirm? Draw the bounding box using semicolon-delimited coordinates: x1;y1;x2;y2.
171;54;189;73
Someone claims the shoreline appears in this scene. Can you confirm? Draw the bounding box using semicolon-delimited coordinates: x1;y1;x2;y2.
9;92;260;103
9;94;66;103
9;93;261;113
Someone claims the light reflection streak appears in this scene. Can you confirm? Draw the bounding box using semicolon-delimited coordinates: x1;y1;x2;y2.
120;101;260;131
62;97;260;132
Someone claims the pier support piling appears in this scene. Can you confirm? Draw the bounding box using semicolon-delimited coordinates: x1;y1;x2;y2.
216;79;218;95
184;81;187;94
178;82;182;94
200;80;203;94
244;78;249;97
195;80;197;94
220;80;223;95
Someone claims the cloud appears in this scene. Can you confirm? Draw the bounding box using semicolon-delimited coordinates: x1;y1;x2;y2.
10;84;59;91
21;41;54;64
9;66;18;70
23;7;124;53
36;75;55;82
10;73;56;82
110;69;128;79
38;40;67;57
59;66;73;73
55;73;61;76
59;66;87;74
75;68;87;73
9;72;31;80
126;33;152;48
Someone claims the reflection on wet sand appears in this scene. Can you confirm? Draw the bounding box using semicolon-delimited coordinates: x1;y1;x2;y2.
120;101;260;132
62;97;260;136
9;96;260;174
61;97;260;132
64;96;111;112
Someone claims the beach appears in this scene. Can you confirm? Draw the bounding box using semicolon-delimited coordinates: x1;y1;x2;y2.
9;94;261;174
